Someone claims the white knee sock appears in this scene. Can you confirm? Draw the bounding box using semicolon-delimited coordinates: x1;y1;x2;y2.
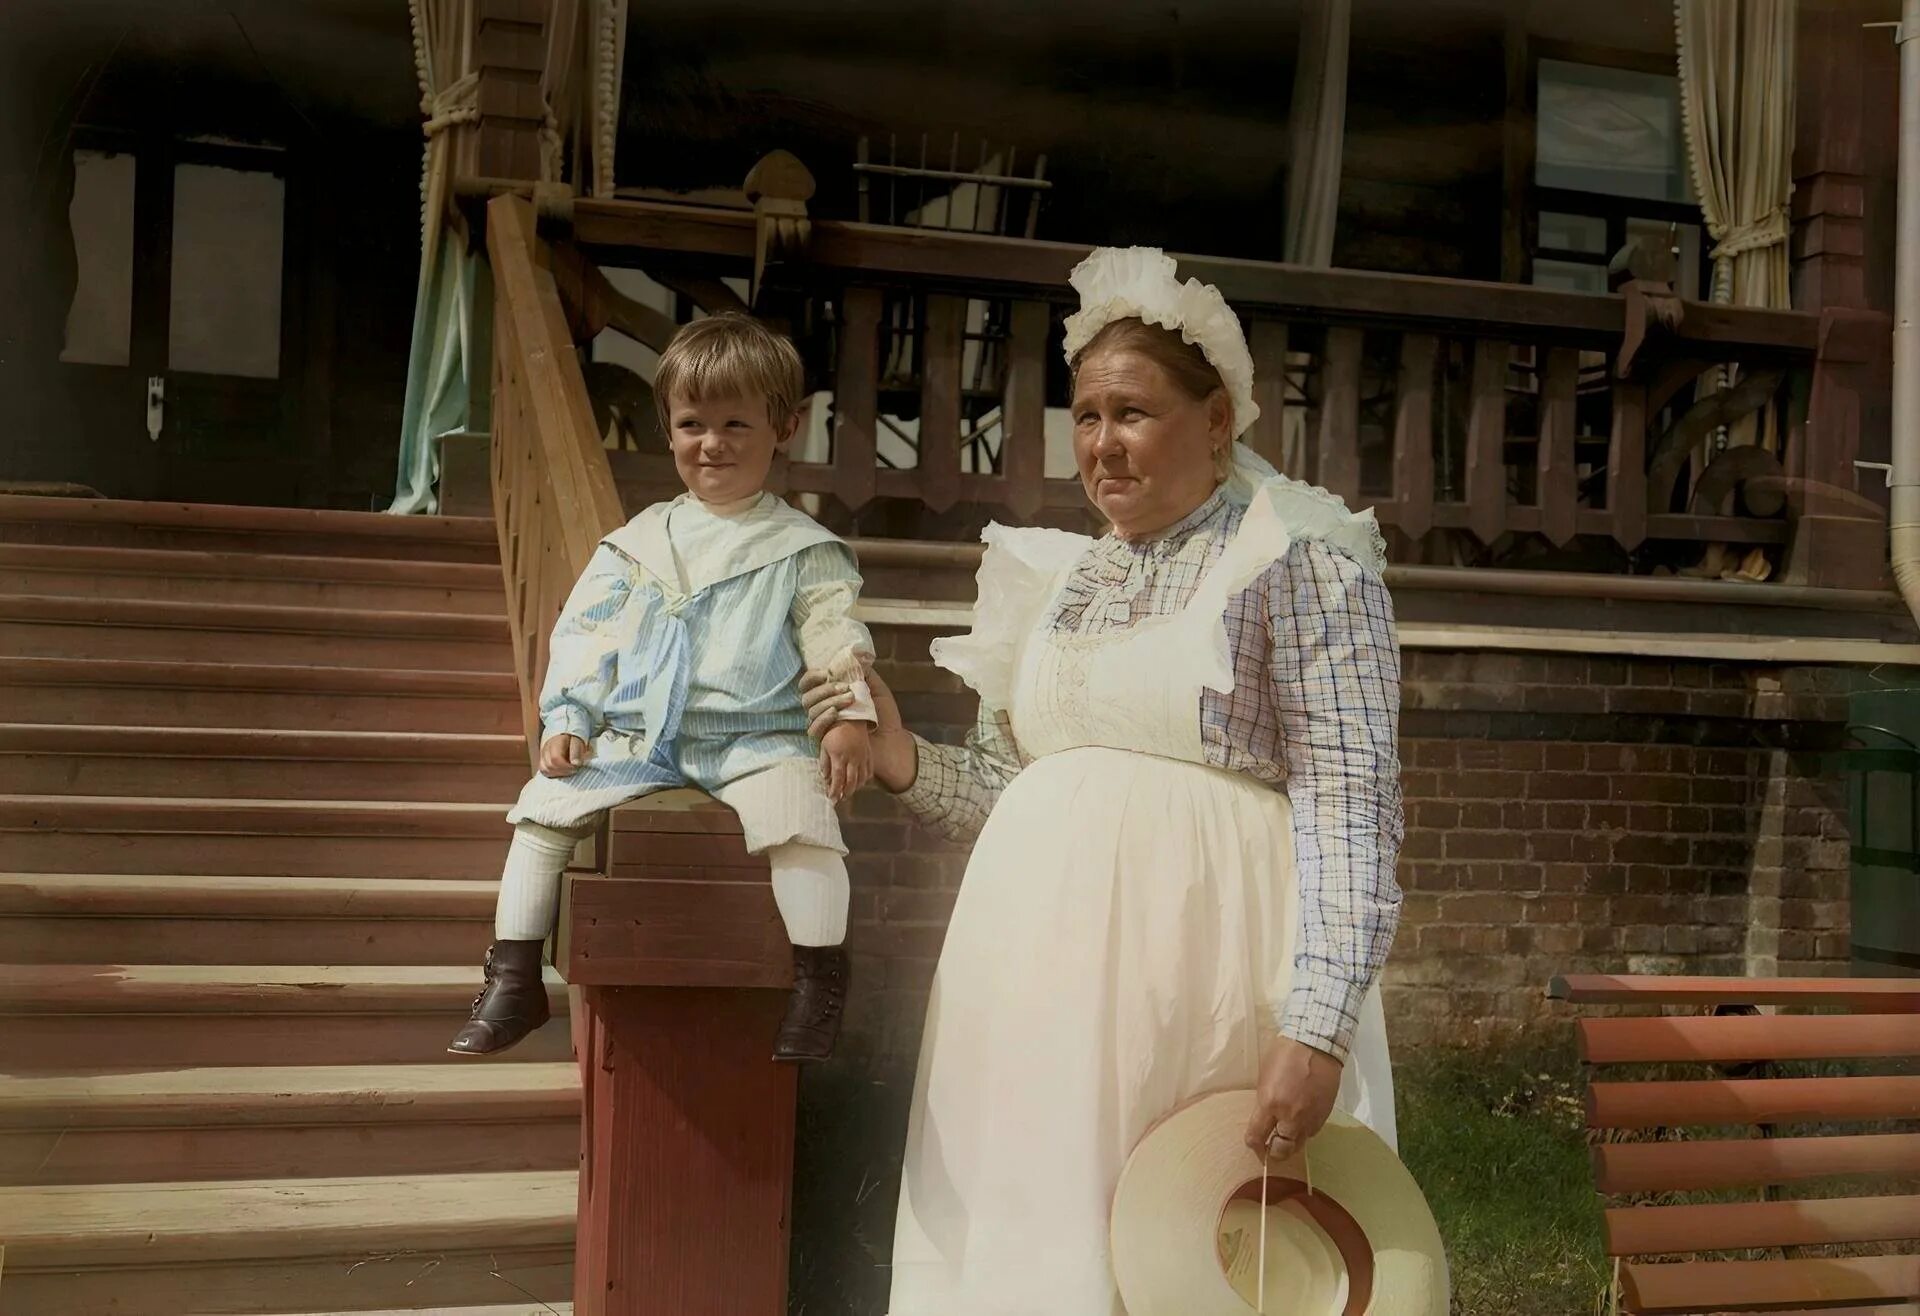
767;842;849;947
494;821;584;940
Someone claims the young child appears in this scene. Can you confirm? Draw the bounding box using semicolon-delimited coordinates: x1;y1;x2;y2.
449;314;876;1063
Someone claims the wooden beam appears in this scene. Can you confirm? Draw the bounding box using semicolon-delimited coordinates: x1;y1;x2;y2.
1244;319;1290;470
1465;340;1509;545
1536;347;1579;546
1001;300;1050;521
1607;380;1648;551
918;294;964;513
1392;334;1438;540
1315;327;1364;501
831;288;882;511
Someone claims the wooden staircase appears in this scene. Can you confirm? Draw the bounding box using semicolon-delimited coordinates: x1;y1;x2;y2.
0;497;578;1316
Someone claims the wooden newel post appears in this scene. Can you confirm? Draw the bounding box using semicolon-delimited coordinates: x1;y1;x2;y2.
559;791;798;1315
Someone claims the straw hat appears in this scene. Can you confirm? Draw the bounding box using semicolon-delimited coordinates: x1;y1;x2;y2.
1110;1091;1448;1315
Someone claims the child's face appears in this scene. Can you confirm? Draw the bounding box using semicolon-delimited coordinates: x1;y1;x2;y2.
666;392;796;504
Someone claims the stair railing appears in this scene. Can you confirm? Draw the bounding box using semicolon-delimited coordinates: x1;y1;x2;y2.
485;194;626;762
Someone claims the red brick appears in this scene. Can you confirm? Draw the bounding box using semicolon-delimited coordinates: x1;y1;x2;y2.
1459;802;1505;830
1614;894;1677;924
1531;833;1574;862
1623;866;1670;895
1626;805;1671;833
879;888;959;922
1449;770;1528;800
1543;803;1587;830
1497;743;1545;771
1398;862;1454;891
1521;685;1609;714
1543;743;1588;773
1528;772;1614;801
1412;802;1461;829
1582;924;1621;953
1662;925;1701;954
1620;925;1665;953
1531;925;1582;955
1446;832;1528;861
1503;802;1546;830
1628;665;1672;687
1523;895;1577;924
1442;892;1525;924
1497;862;1546;892
1615;835;1691;866
1541;863;1593;893
1400;831;1443;860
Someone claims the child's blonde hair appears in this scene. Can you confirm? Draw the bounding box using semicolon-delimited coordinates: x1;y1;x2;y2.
653;314;805;431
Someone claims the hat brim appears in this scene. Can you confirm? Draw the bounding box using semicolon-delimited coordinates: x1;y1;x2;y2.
1111;1090;1448;1315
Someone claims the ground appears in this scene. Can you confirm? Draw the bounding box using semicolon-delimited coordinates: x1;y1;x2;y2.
1397;1039;1611;1315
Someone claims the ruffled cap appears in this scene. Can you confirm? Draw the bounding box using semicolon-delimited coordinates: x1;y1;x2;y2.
1061;247;1262;438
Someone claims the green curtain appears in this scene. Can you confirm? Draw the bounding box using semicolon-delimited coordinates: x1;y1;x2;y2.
386;237;478;515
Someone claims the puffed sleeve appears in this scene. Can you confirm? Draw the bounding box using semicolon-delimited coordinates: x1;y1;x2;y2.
537;543;640;744
791;541;878;722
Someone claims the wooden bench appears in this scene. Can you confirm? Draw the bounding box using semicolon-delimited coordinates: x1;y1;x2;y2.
1547;974;1920;1314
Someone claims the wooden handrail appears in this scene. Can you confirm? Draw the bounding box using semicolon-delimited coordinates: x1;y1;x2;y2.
486;193;627;760
568;195;1818;360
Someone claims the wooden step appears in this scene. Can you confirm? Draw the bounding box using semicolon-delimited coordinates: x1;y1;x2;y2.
0;874;498;965
0;1063;579;1186
0;965;571;1070
0;595;512;672
0;542;507;615
0;494;499;564
0;795;511;878
0;724;528;802
0;657;523;734
262;1307;575;1316
0;1170;574;1315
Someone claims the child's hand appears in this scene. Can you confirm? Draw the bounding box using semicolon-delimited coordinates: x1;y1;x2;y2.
539;734;590;778
820;721;872;803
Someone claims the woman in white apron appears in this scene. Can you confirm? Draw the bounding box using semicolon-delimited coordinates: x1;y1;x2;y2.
808;248;1405;1315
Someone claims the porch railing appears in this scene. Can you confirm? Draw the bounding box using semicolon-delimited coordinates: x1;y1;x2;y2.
486;194;626;759
552;193;1883;586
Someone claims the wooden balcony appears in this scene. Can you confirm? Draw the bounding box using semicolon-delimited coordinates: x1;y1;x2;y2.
511;182;1890;592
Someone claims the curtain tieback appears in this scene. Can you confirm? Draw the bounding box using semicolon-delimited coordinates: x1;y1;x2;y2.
1708;209;1789;264
423;73;481;138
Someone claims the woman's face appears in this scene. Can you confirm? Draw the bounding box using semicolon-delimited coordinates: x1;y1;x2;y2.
1071;347;1232;539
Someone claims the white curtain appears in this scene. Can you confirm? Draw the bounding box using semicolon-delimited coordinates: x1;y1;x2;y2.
1676;0;1797;310
1281;0;1351;476
1675;0;1794;576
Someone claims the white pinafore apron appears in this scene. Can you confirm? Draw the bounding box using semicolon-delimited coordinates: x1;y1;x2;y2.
887;485;1397;1315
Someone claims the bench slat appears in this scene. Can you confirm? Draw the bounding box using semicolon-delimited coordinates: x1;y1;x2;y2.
1588;1076;1920;1130
1552;975;1920;1011
1578;1014;1920;1065
1605;1193;1920;1256
1593;1133;1920;1195
1622;1254;1920;1313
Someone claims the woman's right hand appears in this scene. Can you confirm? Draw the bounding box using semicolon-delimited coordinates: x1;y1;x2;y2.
800;663;918;794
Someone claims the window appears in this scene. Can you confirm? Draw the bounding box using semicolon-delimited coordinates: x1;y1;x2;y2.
1529;56;1705;298
60;149;137;367
168;161;285;379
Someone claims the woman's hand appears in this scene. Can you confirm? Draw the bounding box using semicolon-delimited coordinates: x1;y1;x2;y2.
799;664;918;794
539;733;590;778
820;722;873;803
1243;1035;1343;1157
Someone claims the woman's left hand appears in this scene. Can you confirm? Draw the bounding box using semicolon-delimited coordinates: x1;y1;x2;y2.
1243;1035;1343;1157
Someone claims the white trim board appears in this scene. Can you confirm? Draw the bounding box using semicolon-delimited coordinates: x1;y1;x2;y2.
854;601;1920;667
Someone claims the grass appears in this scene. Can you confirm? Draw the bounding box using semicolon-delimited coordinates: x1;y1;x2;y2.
1395;1039;1612;1316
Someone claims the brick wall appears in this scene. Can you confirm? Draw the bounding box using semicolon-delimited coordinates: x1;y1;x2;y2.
788;626;1889;1313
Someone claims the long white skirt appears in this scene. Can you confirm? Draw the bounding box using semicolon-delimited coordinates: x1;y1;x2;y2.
887;748;1395;1316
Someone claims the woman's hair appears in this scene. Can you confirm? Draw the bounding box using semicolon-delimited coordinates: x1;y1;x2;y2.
1068;317;1225;404
654;313;806;429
